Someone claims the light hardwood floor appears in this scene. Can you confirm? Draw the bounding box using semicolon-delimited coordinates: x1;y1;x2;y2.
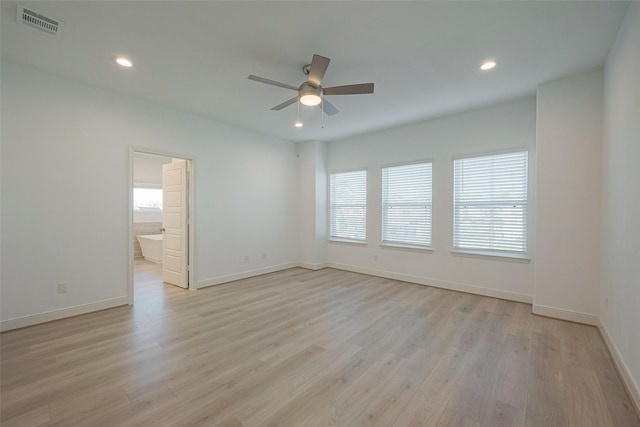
1;262;638;426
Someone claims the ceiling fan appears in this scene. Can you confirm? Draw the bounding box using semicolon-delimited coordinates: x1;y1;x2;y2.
248;54;374;116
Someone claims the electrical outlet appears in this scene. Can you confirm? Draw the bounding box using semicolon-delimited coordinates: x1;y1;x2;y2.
57;282;68;293
373;254;378;262
244;256;249;263
262;253;267;260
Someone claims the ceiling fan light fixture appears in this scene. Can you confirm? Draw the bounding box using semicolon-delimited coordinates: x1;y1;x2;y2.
299;93;321;106
299;84;322;106
294;121;303;128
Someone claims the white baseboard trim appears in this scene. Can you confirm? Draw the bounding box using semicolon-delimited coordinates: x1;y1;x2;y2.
598;319;640;417
531;304;599;325
1;297;129;332
197;262;298;289
297;262;328;271
327;262;533;304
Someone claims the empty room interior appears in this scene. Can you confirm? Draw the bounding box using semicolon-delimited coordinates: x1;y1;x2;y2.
1;1;639;426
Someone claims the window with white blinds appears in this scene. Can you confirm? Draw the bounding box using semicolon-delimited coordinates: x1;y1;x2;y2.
382;162;432;248
453;151;528;254
330;169;367;242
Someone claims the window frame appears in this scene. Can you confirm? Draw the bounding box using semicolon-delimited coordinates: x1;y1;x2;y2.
380;160;433;251
452;149;530;261
328;168;368;244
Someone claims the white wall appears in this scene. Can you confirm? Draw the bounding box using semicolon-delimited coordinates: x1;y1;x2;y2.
326;98;536;302
534;70;604;324
133;152;171;187
133;211;162;223
0;61;297;325
133;153;171;224
602;1;640;406
296;141;328;269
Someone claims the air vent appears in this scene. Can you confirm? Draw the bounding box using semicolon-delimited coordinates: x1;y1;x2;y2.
18;6;62;35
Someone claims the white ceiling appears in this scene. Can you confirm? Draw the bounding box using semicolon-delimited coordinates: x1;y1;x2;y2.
0;1;629;143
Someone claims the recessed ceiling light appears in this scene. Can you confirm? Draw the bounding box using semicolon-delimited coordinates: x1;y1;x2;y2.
480;60;497;71
114;57;133;68
294;121;303;128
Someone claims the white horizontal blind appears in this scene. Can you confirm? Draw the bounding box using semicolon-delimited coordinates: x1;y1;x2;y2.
454;151;528;253
382;162;432;247
330;170;367;242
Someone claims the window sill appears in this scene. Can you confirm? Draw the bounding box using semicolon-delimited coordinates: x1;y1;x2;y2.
451;249;530;263
329;238;368;246
380;242;433;253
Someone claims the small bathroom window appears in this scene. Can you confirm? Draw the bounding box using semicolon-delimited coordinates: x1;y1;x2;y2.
133;188;163;211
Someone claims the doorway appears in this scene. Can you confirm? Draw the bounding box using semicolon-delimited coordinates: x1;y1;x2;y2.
129;147;196;305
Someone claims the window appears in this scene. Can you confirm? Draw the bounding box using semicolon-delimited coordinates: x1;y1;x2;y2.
330;170;367;242
133;187;163;211
453;151;528;255
382;162;432;248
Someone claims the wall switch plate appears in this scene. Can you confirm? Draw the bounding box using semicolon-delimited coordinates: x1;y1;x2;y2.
244;256;249;263
57;282;68;293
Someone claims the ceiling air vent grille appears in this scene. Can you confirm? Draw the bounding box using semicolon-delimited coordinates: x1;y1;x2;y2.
18;6;62;35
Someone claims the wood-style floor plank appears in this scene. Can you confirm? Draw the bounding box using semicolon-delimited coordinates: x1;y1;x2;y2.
1;261;638;426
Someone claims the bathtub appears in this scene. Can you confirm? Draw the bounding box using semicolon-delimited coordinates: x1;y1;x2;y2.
137;234;163;263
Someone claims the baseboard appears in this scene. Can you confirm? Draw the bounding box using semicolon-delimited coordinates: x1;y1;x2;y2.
1;296;129;332
297;262;328;271
598;319;640;418
532;304;599;325
197;262;298;288
327;262;533;304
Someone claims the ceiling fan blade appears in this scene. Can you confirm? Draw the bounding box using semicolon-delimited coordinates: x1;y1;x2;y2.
270;96;298;111
307;54;330;87
323;83;374;95
248;75;298;91
319;98;339;116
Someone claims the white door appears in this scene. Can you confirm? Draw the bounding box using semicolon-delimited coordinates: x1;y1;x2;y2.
162;160;188;288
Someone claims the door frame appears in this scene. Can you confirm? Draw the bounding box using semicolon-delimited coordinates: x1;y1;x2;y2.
128;146;197;305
